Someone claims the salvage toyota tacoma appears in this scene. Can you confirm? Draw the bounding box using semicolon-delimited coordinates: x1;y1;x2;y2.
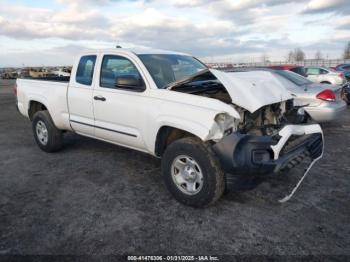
15;48;324;207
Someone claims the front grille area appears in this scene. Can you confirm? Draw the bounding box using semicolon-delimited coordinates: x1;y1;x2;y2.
281;134;312;155
307;134;323;159
282;151;311;171
280;133;323;172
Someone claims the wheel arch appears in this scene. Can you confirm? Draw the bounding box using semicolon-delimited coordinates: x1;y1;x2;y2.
28;99;50;121
154;125;206;157
28;100;49;120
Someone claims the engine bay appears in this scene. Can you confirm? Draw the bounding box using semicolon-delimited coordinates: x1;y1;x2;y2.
170;73;305;136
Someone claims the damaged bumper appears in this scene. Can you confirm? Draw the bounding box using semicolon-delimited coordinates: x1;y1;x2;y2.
212;124;324;201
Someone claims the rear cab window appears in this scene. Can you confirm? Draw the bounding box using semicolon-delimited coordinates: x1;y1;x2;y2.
76;55;97;85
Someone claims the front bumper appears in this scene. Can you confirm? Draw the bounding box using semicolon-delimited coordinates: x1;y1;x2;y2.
213;124;323;175
213;124;324;201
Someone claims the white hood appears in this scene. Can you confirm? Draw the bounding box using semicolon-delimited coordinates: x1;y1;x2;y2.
210;69;292;113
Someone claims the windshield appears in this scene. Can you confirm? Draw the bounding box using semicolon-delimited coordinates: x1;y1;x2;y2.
138;54;207;88
274;70;312;86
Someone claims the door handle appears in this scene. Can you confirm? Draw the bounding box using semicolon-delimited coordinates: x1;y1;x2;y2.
94;96;106;101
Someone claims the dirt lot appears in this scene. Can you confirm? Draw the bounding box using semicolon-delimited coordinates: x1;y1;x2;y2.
0;79;349;257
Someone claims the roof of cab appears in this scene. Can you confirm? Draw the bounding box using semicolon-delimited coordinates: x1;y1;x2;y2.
82;48;190;56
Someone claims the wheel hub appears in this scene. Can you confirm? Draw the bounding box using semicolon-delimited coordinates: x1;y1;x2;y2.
183;166;196;181
36;120;48;145
171;155;203;195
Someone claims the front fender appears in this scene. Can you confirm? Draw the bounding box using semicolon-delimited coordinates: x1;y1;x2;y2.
155;116;211;141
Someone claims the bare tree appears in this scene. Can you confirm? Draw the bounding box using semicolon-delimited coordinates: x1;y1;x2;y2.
294;48;305;61
344;42;350;59
315;50;323;60
287;51;294;62
286;49;305;62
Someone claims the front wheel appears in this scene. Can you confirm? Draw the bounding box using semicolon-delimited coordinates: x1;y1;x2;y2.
161;137;225;207
32;110;63;152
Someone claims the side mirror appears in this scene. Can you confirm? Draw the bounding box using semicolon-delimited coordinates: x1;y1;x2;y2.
115;75;144;91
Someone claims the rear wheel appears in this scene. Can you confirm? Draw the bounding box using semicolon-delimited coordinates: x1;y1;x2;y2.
32;110;63;152
161;137;225;207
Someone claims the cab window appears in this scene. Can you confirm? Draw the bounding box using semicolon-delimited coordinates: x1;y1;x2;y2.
76;55;96;85
100;55;144;91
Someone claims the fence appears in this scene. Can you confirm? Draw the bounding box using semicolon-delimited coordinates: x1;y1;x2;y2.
207;59;350;69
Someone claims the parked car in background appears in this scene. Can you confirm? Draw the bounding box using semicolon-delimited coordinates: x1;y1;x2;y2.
267;65;307;77
334;64;350;81
273;70;347;122
305;66;346;85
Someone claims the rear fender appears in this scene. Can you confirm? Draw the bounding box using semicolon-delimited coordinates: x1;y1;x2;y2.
26;95;50;119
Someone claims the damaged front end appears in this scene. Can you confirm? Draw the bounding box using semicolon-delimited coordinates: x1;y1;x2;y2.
212;124;323;202
169;68;324;202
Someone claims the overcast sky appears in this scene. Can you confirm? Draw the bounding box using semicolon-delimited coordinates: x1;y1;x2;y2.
0;0;349;66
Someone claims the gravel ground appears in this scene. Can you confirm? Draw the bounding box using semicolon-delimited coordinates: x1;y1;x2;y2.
0;79;349;257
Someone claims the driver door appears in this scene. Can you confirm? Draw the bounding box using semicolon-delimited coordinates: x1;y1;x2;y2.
92;54;148;151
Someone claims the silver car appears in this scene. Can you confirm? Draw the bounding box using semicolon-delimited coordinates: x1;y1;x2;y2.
273;70;346;122
305;66;346;85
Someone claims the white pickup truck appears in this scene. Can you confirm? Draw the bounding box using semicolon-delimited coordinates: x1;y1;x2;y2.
15;48;324;207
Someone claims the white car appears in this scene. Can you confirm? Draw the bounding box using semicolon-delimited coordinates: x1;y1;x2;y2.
15;48;324;206
305;66;346;85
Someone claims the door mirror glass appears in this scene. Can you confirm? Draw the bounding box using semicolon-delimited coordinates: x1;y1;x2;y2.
115;75;143;90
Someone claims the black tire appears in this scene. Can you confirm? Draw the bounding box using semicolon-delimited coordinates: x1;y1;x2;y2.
32;110;63;152
161;137;225;207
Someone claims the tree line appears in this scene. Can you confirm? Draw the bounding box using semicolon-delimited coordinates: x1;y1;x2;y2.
288;42;350;61
261;41;350;62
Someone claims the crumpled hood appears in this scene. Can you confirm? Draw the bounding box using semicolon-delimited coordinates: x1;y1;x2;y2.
210;69;292;113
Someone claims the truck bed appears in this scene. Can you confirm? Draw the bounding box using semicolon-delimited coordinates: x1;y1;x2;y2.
16;77;71;131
